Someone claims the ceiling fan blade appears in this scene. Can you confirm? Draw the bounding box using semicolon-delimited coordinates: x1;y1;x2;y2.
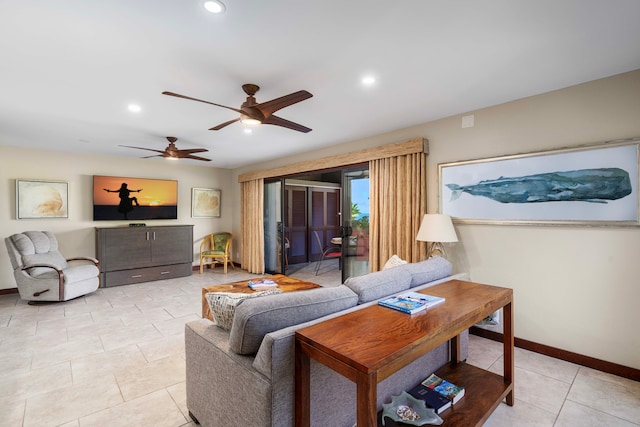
177;148;209;154
256;90;313;118
162;91;244;114
262;115;312;133
119;145;166;154
141;154;165;159
182;154;212;162
210;117;240;131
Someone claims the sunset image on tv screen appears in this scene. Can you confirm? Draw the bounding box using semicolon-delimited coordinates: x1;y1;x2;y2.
93;176;178;220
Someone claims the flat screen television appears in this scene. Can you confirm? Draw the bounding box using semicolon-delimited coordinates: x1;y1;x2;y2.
93;175;178;221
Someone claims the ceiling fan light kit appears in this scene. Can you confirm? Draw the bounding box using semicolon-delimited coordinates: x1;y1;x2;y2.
162;83;313;133
240;115;261;126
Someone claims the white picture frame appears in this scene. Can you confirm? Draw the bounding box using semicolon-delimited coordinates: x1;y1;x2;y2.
191;188;221;218
16;179;69;219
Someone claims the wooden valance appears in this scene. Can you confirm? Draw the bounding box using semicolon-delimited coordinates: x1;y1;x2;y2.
237;137;428;182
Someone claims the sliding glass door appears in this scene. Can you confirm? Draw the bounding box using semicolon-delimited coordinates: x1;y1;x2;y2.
341;166;370;282
264;167;369;280
264;179;285;274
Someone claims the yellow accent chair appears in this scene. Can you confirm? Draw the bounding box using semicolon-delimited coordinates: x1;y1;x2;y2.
200;232;235;274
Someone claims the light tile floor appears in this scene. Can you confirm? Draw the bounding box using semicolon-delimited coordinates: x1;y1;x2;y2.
0;262;638;426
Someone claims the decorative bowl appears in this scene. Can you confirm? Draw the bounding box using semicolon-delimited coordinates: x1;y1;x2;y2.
381;391;443;426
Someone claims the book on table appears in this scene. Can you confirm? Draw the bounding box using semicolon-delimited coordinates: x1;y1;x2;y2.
407;383;452;414
247;279;277;290
377;291;445;314
422;373;465;404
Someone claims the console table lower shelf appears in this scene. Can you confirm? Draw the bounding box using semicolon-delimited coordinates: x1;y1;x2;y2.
377;362;512;427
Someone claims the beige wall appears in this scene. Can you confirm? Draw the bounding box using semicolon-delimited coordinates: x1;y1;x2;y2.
231;70;640;369
1;147;234;291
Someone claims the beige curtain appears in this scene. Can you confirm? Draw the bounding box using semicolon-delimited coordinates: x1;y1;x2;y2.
240;179;265;274
369;152;427;271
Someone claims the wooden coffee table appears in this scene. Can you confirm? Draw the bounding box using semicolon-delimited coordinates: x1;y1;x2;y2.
295;279;514;427
201;274;321;321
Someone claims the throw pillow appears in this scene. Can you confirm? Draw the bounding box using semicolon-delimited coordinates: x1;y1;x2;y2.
383;254;408;270
205;289;283;330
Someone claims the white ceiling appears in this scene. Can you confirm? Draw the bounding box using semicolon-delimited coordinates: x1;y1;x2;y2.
1;1;640;168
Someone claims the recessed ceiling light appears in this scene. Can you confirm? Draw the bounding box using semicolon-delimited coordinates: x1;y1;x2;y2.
204;1;226;13
243;129;253;134
361;75;376;86
127;104;142;113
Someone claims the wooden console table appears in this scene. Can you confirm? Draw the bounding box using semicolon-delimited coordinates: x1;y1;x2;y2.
295;279;514;427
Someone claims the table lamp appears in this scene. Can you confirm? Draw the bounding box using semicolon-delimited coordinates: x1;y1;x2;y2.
416;214;458;258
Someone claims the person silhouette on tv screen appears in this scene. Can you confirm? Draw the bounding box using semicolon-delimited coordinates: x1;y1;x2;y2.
103;183;142;219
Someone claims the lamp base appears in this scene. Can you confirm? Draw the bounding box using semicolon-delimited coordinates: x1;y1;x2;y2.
427;242;447;259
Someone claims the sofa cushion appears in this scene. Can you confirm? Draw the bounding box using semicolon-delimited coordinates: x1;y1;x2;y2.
344;267;411;304
205;289;283;330
398;256;452;288
229;286;358;355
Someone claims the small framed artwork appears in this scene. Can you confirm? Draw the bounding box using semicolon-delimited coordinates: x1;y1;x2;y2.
439;141;639;226
16;179;69;219
192;188;221;218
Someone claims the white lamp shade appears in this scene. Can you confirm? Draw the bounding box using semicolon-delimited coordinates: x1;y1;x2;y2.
416;214;458;243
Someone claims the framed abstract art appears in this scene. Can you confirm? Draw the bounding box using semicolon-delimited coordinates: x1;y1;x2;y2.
16;179;69;219
192;188;221;218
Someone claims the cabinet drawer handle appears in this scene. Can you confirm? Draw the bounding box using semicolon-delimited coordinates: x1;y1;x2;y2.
160;271;171;275
131;274;143;278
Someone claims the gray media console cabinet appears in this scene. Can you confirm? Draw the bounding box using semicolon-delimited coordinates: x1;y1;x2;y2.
96;225;194;287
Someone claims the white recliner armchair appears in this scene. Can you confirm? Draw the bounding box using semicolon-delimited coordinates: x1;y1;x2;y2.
5;231;100;303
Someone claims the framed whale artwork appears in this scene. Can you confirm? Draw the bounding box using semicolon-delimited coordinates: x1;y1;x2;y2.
438;140;640;226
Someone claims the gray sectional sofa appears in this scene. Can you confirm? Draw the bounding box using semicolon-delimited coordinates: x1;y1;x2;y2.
185;256;469;427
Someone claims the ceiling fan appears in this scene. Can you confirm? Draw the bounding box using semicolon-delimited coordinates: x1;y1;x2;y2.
120;137;211;162
162;84;313;133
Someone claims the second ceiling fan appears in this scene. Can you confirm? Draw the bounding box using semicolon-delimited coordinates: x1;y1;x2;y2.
120;137;211;161
162;84;313;133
